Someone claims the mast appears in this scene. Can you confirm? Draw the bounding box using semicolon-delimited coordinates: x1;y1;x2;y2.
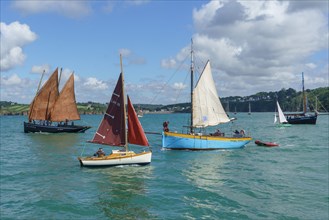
28;70;45;121
190;39;194;134
120;54;128;152
36;70;46;94
302;72;306;113
58;68;63;86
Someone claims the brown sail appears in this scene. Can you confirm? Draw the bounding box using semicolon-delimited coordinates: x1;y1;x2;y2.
28;68;59;121
127;96;149;146
49;73;80;122
89;73;126;146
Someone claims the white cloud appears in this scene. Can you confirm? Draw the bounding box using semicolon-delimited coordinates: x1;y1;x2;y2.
31;64;51;74
0;21;37;71
161;58;177;69
193;0;223;29
173;82;187;90
1;74;22;85
0;73;36;103
83;77;108;90
12;1;91;19
167;0;329;97
305;63;317;69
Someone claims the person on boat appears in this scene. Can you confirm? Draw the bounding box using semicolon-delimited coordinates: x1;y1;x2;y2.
163;121;169;132
94;148;105;157
212;129;224;136
240;129;245;136
233;130;243;137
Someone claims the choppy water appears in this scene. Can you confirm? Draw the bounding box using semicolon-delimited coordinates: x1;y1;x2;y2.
1;113;328;219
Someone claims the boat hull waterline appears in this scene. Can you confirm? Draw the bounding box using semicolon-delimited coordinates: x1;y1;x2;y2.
78;151;152;167
24;122;91;133
162;132;252;150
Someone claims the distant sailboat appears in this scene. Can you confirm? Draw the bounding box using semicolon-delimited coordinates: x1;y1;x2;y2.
248;102;251;115
137;105;144;118
24;68;91;133
285;72;317;124
78;55;152;167
162;40;252;150
274;101;291;127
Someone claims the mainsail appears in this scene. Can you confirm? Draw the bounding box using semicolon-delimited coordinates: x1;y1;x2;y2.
28;68;59;121
90;73;125;146
49;74;80;122
192;61;230;127
127;96;149;146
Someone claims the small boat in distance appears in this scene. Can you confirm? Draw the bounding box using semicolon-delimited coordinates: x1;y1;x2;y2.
285;72;317;124
248;102;251;115
137;105;143;118
162;40;252;150
255;140;279;147
274;101;291;127
78;55;152;167
24;68;91;133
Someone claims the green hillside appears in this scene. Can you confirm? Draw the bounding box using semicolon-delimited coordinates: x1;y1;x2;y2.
1;87;328;115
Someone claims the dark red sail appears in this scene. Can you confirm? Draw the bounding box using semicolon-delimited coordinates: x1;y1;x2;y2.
90;73;126;146
127;96;149;146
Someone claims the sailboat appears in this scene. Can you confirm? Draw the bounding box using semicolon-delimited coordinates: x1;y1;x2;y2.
162;41;252;150
78;56;152;167
285;72;317;124
24;68;91;133
137;105;144;118
248;102;251;115
274;101;291;127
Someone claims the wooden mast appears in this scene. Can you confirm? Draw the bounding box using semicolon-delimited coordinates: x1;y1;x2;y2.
190;39;194;134
58;68;63;86
120;54;128;152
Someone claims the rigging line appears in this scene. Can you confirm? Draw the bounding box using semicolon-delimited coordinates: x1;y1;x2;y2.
148;53;190;105
173;69;190;104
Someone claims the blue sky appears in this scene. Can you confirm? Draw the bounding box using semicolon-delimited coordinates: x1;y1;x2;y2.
1;0;328;105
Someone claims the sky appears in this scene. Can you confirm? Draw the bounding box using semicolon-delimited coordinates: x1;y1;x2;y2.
1;0;328;105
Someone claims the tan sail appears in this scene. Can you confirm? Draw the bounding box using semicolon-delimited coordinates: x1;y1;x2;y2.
28;68;59;121
49;73;80;122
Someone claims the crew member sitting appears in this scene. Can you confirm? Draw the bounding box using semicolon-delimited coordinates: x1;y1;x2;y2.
212;129;224;136
94;148;105;157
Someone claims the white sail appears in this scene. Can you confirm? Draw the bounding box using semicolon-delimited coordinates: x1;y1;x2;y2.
192;61;230;127
276;101;288;123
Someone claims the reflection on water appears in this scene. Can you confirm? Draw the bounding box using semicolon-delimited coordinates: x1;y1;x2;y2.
91;166;156;219
183;151;227;192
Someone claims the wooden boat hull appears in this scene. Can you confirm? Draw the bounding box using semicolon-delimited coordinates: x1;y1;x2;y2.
286;114;317;124
24;122;91;133
78;150;152;167
162;132;252;150
255;140;279;147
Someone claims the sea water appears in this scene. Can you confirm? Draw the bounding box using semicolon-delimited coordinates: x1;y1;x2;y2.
0;113;328;219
